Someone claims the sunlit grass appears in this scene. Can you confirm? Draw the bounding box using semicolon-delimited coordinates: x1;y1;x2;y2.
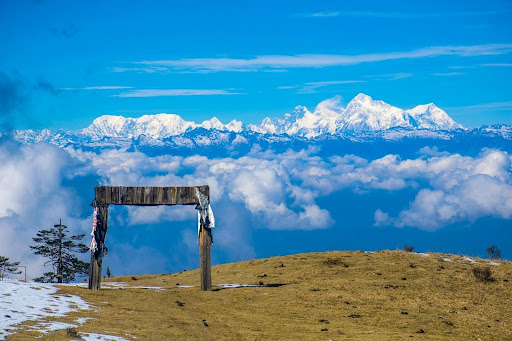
9;250;512;340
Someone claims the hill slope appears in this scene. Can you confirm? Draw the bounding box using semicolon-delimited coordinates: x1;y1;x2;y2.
8;251;512;340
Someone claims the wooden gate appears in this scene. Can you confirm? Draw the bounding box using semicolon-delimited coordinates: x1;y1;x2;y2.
89;185;212;291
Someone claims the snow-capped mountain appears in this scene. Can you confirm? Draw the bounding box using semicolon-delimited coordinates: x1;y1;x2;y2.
78;114;246;141
80;114;196;140
405;103;463;131
73;93;464;141
250;93;464;137
6;93;505;152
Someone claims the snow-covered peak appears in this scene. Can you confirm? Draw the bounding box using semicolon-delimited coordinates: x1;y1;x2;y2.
248;93;464;136
351;93;374;104
201;117;225;130
340;94;412;131
80;113;195;139
406;104;464;130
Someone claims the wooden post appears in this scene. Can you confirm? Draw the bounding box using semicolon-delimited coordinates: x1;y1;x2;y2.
199;224;212;291
89;205;108;290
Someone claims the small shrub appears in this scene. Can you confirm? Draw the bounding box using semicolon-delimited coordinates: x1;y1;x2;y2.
487;245;501;260
66;327;81;338
402;244;415;252
472;266;495;283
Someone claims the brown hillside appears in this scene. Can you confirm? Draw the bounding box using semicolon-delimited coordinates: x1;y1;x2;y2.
8;250;512;340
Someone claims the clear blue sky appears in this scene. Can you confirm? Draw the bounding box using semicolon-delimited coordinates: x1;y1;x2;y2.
1;0;511;131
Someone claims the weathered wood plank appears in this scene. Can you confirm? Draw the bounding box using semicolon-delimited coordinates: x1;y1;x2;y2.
170;187;177;205
199;224;212;291
156;187;164;204
143;187;152;204
93;186;209;205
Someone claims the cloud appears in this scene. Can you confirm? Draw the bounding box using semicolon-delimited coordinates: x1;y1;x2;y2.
431;72;466;76
80;145;512;233
444;101;512;113
372;149;512;230
73;147;334;231
125;44;512;73
295;10;507;19
365;73;414;81
111;66;170;74
114;89;244;97
3;137;512;279
482;63;512;67
296;80;365;94
0;141;92;280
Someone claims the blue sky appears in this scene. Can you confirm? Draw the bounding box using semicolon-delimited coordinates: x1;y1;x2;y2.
1;1;512;280
1;0;511;131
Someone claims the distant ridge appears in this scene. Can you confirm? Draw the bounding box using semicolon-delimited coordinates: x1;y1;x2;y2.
6;93;512;150
75;93;464;140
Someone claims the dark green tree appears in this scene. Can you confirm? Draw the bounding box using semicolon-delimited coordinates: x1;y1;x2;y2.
0;255;21;280
30;219;89;283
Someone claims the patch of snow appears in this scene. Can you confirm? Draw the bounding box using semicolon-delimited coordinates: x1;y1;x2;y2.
463;257;478;264
79;332;130;341
27;321;77;334
441;258;453;262
65;282;164;291
0;280;89;339
217;284;260;288
76;317;94;325
178;285;194;288
489;262;501;266
417;253;430;257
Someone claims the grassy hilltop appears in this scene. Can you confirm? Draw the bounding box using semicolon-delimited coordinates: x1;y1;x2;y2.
8;250;512;340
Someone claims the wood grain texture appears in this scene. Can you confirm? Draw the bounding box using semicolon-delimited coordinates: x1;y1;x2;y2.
93;186;209;205
199;225;212;291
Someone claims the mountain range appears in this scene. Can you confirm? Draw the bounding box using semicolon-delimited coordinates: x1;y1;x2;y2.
3;93;511;151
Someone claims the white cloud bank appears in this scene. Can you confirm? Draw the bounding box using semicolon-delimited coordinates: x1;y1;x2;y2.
0;142;91;280
1;140;511;278
71;145;512;232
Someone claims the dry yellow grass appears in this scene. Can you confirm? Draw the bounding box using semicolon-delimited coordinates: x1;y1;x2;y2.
7;250;512;340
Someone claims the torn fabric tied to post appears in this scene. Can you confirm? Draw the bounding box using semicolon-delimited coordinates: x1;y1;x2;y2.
90;206;98;252
195;187;215;245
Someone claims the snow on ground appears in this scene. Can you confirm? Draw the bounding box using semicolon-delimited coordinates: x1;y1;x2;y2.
217;284;260;288
463;257;478;264
64;282;164;291
79;332;130;341
0;280;132;340
0;279;89;339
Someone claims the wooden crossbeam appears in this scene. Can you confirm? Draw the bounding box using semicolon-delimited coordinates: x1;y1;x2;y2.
93;185;209;206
